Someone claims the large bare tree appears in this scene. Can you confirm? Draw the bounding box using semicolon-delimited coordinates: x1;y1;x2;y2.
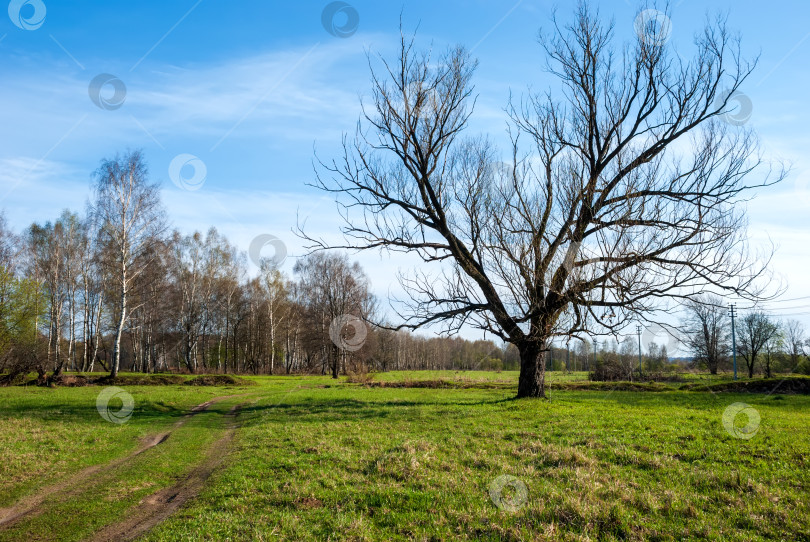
306;5;783;397
91;150;167;378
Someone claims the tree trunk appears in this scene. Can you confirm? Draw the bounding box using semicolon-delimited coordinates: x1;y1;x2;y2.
184;328;194;373
81;297;89;372
224;314;230;373
331;344;339;379
90;295;102;373
111;288;126;378
217;334;223;372
517;342;547;398
268;304;275;375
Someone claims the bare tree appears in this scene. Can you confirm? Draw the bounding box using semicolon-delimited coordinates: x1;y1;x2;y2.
783;319;807;371
737;311;779;378
170;230;208;373
55;210;84;372
294;252;373;379
762;322;783;379
0;212;18;272
215;244;246;373
260;261;289;375
683;295;729;374
26;220;66;375
306;6;783;397
77;216;104;372
90;150;167;378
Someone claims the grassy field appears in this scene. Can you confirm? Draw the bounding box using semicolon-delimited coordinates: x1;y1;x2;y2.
0;372;808;541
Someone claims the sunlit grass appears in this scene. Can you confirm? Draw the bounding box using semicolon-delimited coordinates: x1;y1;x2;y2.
1;374;808;541
149;379;809;541
0;384;252;506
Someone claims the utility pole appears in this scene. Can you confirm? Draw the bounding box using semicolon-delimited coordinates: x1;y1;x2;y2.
566;338;570;373
636;325;643;377
729;304;738;380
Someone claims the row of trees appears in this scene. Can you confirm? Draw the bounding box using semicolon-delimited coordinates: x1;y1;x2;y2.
1;170;806;382
584;298;810;381
566;295;810;381
1;157;806;383
0;152;519;382
683;296;809;377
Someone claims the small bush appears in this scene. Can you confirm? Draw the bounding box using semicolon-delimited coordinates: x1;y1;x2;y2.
345;370;375;384
184;374;254;386
589;358;634;381
795;358;810;375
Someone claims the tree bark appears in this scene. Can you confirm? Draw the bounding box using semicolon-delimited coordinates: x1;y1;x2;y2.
111;287;126;378
67;289;75;372
517;342;547;398
331;344;339;379
90;295;102;373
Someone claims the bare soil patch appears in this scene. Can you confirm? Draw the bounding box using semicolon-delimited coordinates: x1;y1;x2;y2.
87;403;244;542
0;394;242;530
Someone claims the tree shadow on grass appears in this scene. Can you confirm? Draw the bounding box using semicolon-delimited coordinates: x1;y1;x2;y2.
237;395;516;427
0;399;199;427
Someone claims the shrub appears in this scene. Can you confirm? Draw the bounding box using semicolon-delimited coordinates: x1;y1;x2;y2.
795;358;810;375
589;357;634;381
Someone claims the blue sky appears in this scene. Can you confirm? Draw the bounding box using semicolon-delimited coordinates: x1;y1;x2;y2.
1;0;809;344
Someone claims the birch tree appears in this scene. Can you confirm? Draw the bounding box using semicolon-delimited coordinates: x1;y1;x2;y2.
90;151;167;378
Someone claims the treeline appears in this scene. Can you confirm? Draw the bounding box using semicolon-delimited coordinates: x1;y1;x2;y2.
0;151;518;382
680;297;810;377
586;297;810;381
1;151;807;383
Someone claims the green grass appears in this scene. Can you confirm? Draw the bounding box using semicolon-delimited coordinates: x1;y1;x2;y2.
0;382;254;506
0;396;247;542
144;383;809;541
368;370;591;384
1;372;808;541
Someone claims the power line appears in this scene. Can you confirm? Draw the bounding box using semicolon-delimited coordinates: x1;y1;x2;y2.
735;295;810;310
735;305;810;313
729;304;738;381
760;295;810;303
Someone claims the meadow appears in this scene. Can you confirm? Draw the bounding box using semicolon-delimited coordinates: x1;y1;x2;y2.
0;372;808;541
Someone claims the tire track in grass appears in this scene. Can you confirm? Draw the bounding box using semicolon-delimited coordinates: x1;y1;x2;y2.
87;403;245;542
0;394;247;530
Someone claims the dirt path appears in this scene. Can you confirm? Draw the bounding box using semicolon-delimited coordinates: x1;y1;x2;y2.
87;403;244;542
0;394;245;530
